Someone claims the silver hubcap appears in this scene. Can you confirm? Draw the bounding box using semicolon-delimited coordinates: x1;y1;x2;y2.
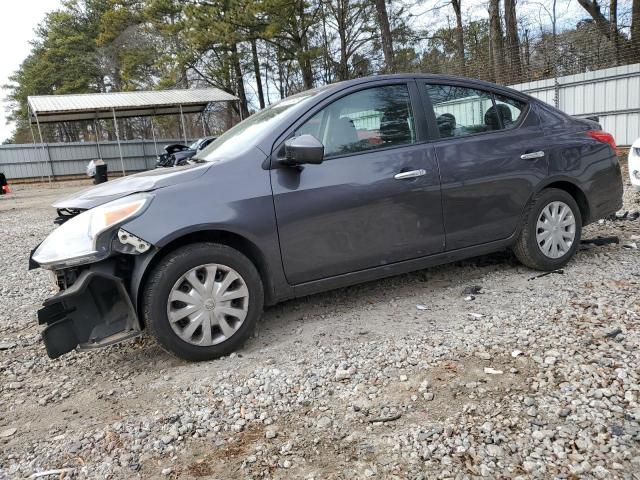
167;263;249;346
536;201;576;258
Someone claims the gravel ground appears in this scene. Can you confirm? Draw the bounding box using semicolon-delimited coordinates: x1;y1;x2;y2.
0;173;639;479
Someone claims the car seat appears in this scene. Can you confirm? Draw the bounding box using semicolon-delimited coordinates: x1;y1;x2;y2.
484;104;513;130
326;117;359;155
437;113;457;138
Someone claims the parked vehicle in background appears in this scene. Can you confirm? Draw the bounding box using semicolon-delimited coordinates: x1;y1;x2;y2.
156;137;217;168
629;137;640;191
156;143;188;167
31;74;623;362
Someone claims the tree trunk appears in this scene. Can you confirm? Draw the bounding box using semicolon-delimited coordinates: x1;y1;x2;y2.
337;0;349;80
489;0;506;83
504;0;522;82
451;0;465;75
297;41;314;89
374;0;395;73
220;50;235;129
320;4;333;84
230;43;249;118
251;39;265;109
576;0;613;39
523;29;531;80
632;0;640;58
277;48;285;99
610;0;619;64
297;0;314;89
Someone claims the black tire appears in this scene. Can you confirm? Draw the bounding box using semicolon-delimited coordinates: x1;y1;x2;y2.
142;242;263;361
513;188;582;271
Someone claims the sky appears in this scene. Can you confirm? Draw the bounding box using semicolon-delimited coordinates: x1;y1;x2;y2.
0;0;61;142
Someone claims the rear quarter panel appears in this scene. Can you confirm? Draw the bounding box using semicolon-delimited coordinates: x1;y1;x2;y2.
537;103;623;223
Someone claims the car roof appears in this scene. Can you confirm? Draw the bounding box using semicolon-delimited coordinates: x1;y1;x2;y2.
320;74;534;102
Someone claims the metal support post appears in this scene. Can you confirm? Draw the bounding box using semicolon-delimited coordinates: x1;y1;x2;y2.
93;119;103;160
179;104;188;144
112;108;126;176
33;112;53;185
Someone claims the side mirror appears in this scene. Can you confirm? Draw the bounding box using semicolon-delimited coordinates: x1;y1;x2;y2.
281;134;324;166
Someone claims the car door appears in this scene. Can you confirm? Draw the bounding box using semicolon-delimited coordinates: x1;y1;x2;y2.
419;81;547;251
270;81;445;285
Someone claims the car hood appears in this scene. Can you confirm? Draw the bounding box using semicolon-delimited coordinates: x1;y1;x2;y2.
173;149;196;159
53;162;212;210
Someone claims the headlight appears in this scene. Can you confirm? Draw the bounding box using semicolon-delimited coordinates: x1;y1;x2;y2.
33;193;153;269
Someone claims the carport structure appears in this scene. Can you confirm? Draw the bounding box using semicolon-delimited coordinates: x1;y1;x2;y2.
27;88;239;182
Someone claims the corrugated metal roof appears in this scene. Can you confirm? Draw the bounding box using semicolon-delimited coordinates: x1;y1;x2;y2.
28;88;238;123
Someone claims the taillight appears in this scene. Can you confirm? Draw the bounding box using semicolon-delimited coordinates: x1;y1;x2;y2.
587;130;617;153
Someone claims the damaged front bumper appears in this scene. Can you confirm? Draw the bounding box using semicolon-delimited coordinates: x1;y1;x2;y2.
37;268;142;359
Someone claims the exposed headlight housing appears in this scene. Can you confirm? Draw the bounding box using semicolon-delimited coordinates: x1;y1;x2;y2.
33;193;153;269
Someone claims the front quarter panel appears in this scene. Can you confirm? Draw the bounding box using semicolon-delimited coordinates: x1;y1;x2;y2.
122;148;288;301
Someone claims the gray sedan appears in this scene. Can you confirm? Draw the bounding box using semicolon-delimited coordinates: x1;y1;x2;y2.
32;74;623;361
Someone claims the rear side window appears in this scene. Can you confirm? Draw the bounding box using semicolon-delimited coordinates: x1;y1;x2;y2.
424;84;526;139
493;94;526;129
294;84;416;159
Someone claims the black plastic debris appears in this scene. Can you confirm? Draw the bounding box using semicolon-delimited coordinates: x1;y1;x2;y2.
462;285;482;295
606;211;640;221
581;236;620;248
528;269;564;281
605;328;623;339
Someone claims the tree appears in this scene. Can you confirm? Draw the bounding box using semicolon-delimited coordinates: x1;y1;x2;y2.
262;0;322;90
575;0;640;61
504;0;522;81
633;0;640;57
450;0;466;75
373;0;395;73
250;39;266;109
488;0;506;83
6;4;105;142
323;0;375;81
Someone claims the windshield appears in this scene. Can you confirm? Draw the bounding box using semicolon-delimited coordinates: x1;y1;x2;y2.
194;90;322;162
188;139;202;150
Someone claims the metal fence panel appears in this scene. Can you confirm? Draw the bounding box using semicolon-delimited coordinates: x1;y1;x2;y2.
510;63;640;146
0;138;193;180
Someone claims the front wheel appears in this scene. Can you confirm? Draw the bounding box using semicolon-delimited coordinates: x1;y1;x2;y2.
513;188;582;271
142;242;264;361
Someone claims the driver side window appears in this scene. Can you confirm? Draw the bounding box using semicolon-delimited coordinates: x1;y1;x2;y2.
294;84;416;159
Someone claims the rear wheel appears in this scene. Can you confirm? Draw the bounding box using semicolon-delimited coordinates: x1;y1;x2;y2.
513;188;582;271
142;242;263;361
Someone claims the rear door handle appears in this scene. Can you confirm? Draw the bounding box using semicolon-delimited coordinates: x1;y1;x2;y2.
520;151;545;160
394;169;426;180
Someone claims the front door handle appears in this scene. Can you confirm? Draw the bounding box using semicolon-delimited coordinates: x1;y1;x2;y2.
520;151;545;160
394;169;426;180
